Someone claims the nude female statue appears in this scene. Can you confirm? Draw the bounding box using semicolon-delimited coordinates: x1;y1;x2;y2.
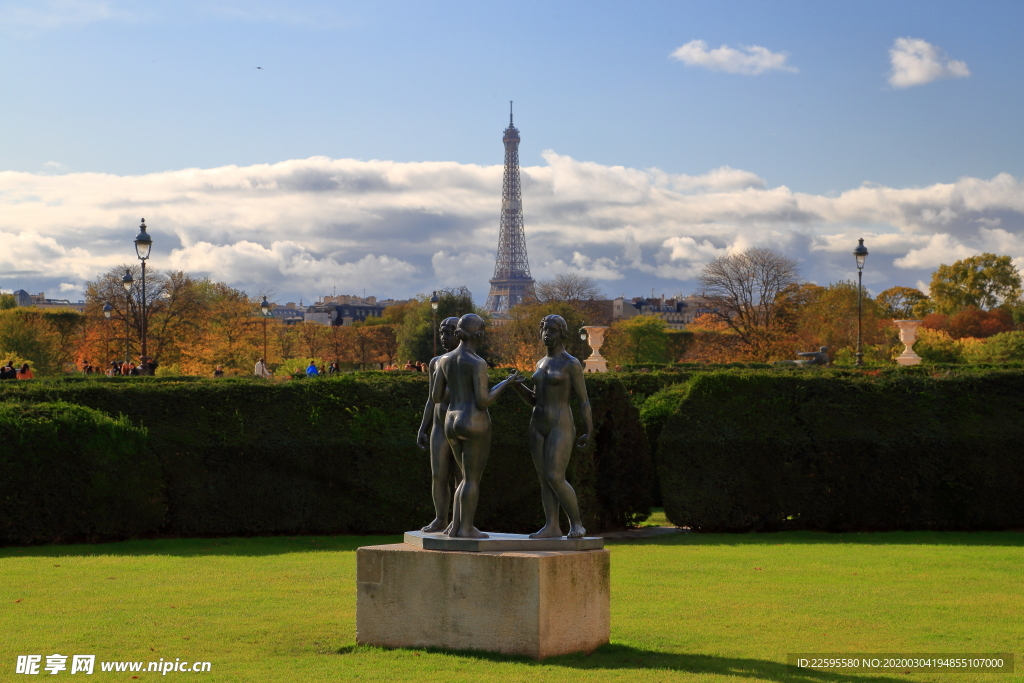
416;317;460;532
431;313;523;538
512;314;594;539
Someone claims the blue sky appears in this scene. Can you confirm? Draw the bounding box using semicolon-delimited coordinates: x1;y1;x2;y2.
1;0;1023;305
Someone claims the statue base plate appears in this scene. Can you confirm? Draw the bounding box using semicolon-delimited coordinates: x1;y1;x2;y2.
404;530;604;552
357;543;610;658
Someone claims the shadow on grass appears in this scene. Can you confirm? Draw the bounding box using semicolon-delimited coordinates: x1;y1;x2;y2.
0;534;404;558
338;644;909;683
607;530;1024;548
3;529;1023;558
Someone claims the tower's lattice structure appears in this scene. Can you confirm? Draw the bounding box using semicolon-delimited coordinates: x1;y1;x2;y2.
485;103;535;314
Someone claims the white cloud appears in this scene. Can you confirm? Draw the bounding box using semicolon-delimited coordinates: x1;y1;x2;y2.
670;39;797;75
0;0;127;32
1;155;1023;304
888;37;970;88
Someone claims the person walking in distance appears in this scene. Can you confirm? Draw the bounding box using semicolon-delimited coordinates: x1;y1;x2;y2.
431;314;522;538
416;317;459;533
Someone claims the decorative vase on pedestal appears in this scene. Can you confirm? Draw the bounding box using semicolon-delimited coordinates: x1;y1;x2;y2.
582;326;609;373
893;319;924;366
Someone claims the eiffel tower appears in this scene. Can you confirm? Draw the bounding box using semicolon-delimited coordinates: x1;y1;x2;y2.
485;102;535;314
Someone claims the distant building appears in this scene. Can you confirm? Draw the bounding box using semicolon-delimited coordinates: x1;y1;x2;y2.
265;294;411;326
592;294;723;330
12;290;86;313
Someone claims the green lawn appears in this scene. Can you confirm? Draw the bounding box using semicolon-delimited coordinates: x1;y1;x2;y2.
2;532;1022;682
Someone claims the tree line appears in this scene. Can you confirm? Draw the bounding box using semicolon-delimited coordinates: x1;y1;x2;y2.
1;251;1021;376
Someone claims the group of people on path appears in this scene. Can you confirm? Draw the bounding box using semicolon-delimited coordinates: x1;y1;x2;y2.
81;359;156;376
0;361;33;380
252;358;341;379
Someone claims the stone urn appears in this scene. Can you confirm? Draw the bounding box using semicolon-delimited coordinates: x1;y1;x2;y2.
581;326;609;373
893;319;923;366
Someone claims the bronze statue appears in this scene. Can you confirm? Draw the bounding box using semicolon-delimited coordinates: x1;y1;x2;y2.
431;314;522;538
774;346;829;367
512;314;594;539
416;317;460;533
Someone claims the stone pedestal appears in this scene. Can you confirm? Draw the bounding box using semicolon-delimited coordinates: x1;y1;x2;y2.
582;325;609;373
356;544;610;659
893;319;923;366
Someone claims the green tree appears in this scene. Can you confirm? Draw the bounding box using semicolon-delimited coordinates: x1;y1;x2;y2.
0;308;84;374
876;286;930;319
602;316;672;366
929;253;1022;314
397;286;478;363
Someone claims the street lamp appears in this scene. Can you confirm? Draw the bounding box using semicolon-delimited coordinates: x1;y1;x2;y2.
121;269;133;364
579;328;588;342
103;302;113;370
853;237;869;366
260;296;271;365
430;291;439;357
134;218;153;369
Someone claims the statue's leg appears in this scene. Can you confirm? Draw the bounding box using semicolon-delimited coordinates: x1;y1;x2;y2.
453;425;491;539
421;419;452;533
544;420;586;539
528;426;563;538
444;419;465;537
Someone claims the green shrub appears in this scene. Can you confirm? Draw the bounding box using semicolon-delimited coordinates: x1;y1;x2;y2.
653;370;1024;531
966;331;1024;363
0;402;161;543
0;373;651;542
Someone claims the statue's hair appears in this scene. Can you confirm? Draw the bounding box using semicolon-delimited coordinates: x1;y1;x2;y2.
439;316;459;330
539;314;569;340
456;313;486;340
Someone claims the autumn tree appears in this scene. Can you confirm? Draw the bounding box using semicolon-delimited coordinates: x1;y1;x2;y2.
876;286;931;319
922;306;1013;339
696;247;800;359
85;266;208;367
488;299;590;371
794;281;891;361
535;273;602;303
928;253;1022;314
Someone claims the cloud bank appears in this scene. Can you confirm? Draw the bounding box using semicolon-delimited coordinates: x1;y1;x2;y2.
671;40;797;75
1;154;1022;304
888;37;970;88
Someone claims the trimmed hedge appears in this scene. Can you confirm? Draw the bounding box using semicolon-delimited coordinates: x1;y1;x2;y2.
653;369;1024;531
0;372;652;543
0;402;162;543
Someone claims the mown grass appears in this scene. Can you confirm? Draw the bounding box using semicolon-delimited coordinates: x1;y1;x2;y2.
2;532;1022;682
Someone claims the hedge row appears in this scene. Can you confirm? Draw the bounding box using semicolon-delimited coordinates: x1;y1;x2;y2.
0;373;652;544
652;369;1024;531
0;402;162;543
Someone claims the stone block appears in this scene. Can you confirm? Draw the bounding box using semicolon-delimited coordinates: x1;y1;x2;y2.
356;543;610;659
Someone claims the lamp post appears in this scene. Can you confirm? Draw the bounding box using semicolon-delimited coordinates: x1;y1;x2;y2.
103;302;113;370
853;237;869;366
430;291;439;357
121;269;133;364
260;296;271;365
134;219;153;367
